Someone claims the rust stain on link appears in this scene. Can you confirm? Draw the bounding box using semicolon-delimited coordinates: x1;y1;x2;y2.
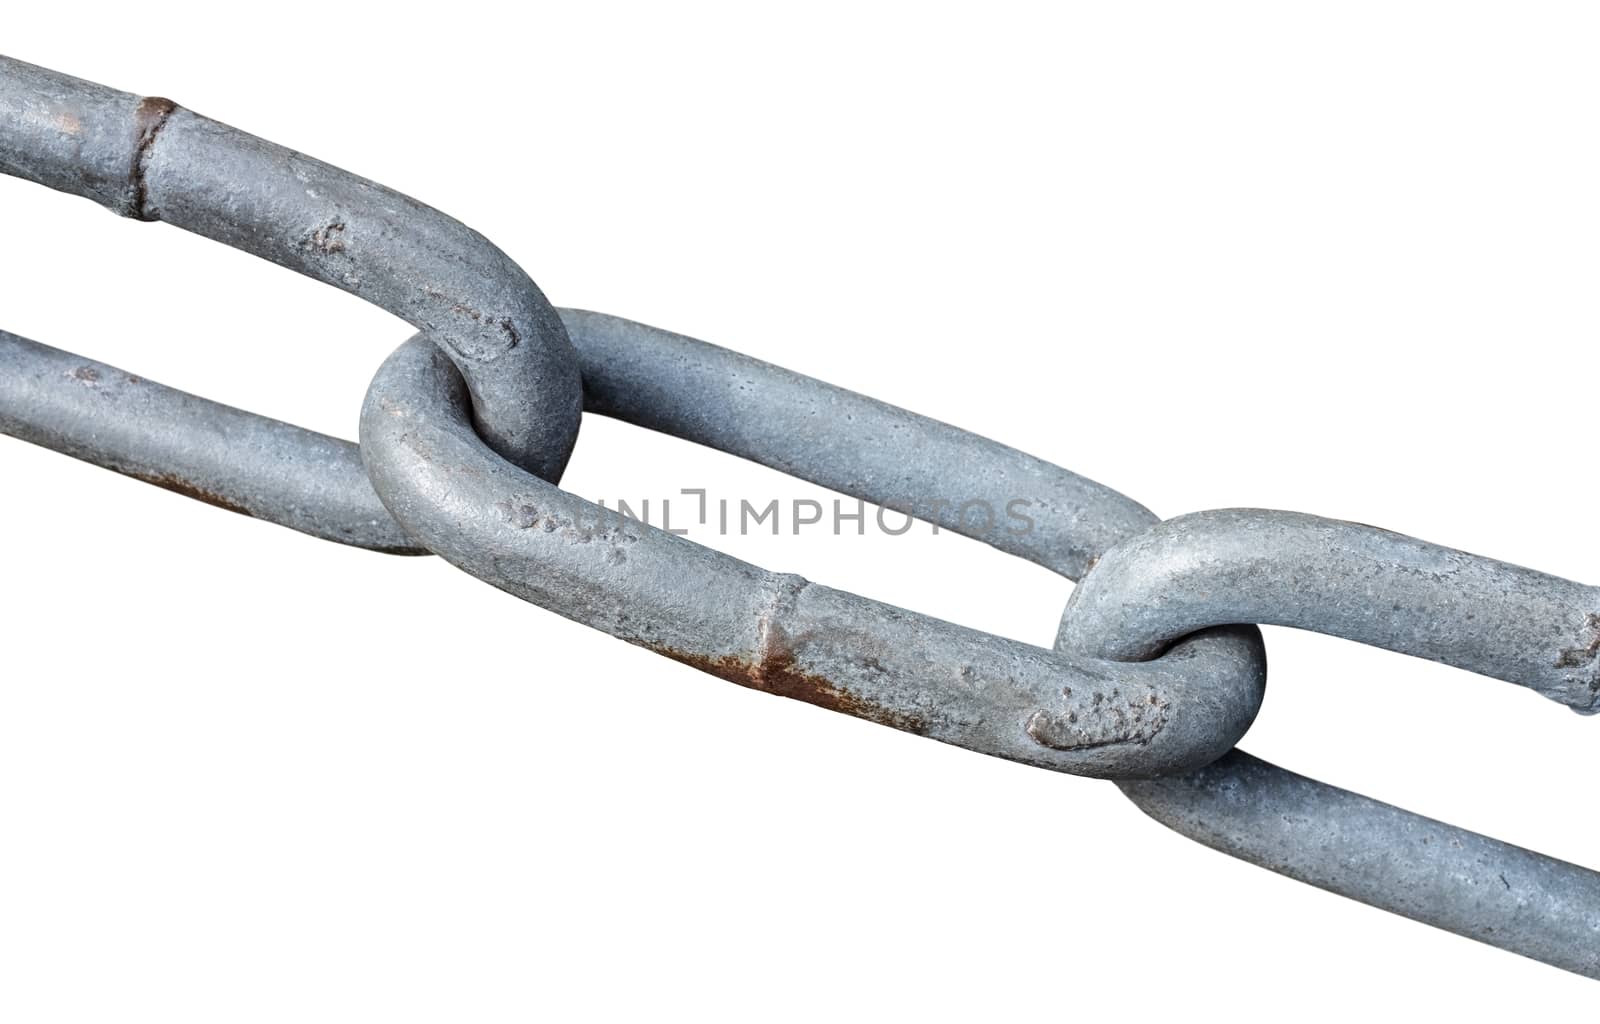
124;468;254;518
647;574;933;735
649;639;933;736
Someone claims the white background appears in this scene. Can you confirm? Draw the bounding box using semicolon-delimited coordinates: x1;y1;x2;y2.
3;4;1597;1018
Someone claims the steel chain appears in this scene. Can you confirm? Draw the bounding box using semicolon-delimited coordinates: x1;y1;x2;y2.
2;56;1596;978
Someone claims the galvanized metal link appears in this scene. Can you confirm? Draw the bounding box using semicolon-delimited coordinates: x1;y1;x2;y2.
359;330;1265;778
0;55;582;484
1053;508;1600;976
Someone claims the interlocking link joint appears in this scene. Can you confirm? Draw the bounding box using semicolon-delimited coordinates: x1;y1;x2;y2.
1060;508;1600;713
1054;507;1600;977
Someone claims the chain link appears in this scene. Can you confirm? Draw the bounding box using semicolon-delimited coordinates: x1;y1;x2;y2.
361;330;1264;777
2;55;1596;979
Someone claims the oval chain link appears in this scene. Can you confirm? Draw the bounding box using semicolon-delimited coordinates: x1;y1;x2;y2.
360;330;1265;778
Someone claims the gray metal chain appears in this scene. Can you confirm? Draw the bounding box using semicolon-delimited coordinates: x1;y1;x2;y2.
2;55;1596;979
